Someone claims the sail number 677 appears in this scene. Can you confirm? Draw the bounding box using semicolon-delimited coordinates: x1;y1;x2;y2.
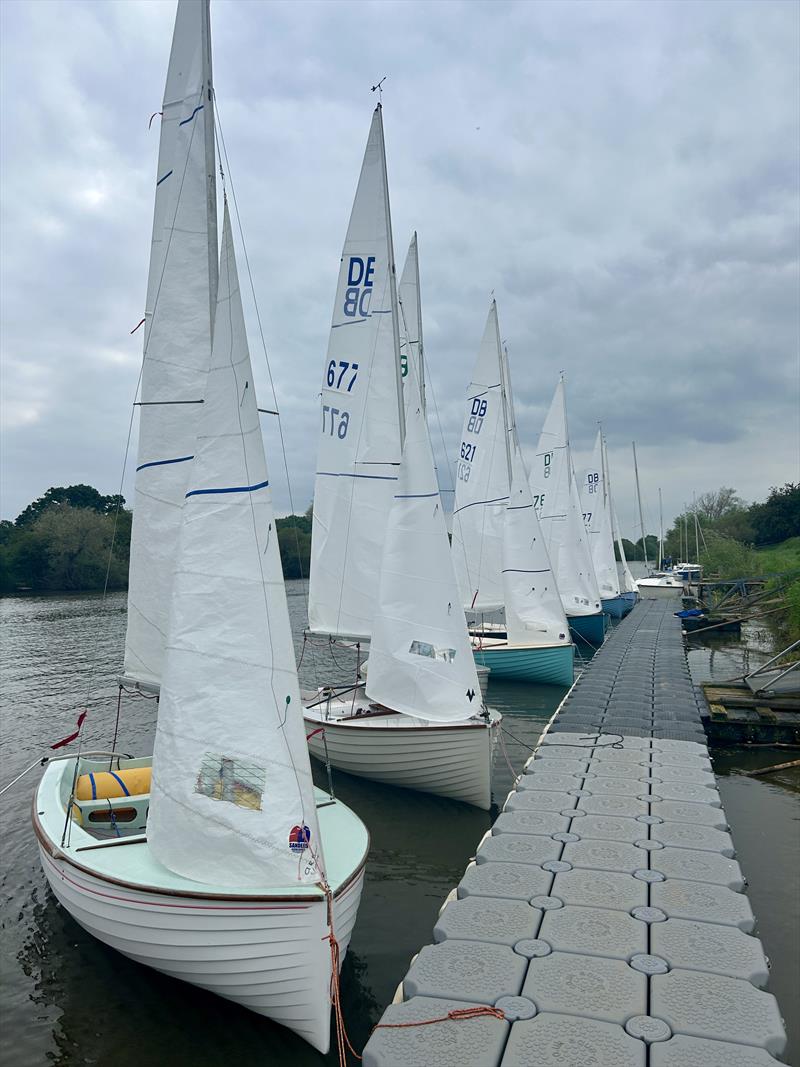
322;406;350;439
327;360;359;391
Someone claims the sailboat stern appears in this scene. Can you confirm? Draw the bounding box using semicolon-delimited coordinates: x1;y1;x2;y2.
472;641;574;687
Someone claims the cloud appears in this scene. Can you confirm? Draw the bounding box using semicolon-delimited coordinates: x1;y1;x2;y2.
1;0;798;539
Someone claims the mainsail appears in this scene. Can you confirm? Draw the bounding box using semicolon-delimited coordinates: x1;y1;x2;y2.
451;302;509;611
366;372;482;721
148;206;322;888
530;380;601;618
124;0;217;692
579;430;621;600
308;105;403;640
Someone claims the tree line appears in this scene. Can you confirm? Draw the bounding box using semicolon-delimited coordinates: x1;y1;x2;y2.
0;485;314;595
2;481;796;596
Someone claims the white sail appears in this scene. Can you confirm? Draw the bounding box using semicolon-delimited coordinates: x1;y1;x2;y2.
604;436;636;593
503;443;571;647
451;302;509;611
530;380;601;618
366;375;483;722
149;206;322;888
398;232;424;414
578;431;621;600
124;0;217;692
308;105;403;640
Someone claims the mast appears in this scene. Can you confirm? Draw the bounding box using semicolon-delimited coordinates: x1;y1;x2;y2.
694;494;701;561
632;441;649;570
414;232;426;413
658;487;664;570
200;0;218;331
377;104;406;450
496;319;513;481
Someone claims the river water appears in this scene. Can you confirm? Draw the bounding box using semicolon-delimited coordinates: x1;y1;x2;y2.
0;586;797;1066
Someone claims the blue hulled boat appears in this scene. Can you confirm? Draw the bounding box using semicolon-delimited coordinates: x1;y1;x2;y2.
568;611;609;646
472;641;574;688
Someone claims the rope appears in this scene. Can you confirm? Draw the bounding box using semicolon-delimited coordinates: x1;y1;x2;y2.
374;1005;506;1029
322;883;361;1066
498;727;520;780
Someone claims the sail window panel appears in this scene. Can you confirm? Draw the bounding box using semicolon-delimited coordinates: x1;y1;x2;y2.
409;641;457;663
195;754;266;811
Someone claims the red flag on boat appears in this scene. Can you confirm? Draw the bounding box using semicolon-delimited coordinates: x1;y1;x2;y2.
51;710;87;750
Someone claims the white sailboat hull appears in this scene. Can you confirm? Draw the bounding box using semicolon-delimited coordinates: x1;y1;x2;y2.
304;702;499;810
38;847;362;1051
34;759;368;1056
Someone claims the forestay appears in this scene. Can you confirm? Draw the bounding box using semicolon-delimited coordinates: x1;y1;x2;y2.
578;431;620;600
125;0;217;692
308;105;402;640
530;380;601;618
451;301;509;612
148;207;322;888
366;373;483;722
398;232;424;415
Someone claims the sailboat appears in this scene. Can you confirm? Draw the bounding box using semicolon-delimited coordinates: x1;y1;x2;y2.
632;445;682;600
578;430;628;618
530;379;608;645
451;303;574;686
33;4;367;1054
604;436;638;610
304;106;498;810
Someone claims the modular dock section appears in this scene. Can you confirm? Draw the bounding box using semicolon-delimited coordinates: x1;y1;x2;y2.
363;599;788;1067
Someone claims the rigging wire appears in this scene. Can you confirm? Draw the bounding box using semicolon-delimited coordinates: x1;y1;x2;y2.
212;94;323;694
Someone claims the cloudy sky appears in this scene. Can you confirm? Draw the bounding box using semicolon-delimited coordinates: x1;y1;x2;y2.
1;0;798;538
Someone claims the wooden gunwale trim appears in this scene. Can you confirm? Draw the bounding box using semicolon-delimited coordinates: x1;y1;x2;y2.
32;792;369;903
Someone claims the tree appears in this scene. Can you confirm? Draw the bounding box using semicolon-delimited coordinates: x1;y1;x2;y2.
693;488;746;522
15;485;126;527
32;505;127;590
749;484;800;546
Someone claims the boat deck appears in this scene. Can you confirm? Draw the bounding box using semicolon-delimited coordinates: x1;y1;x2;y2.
363;599;788;1066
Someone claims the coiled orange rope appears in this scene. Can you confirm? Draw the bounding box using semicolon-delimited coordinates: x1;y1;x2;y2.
375;1005;506;1028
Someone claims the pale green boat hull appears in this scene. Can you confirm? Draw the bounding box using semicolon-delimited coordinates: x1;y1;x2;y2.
472;643;574;687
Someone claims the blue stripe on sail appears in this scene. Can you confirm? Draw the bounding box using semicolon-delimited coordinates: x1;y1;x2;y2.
156;170;173;185
179;104;204;126
508;503;535;511
316;471;398;481
395;491;438;499
453;495;509;515
502;568;549;574
186;479;270;498
108;771;130;797
331;319;367;328
371;309;392;314
136;455;194;473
